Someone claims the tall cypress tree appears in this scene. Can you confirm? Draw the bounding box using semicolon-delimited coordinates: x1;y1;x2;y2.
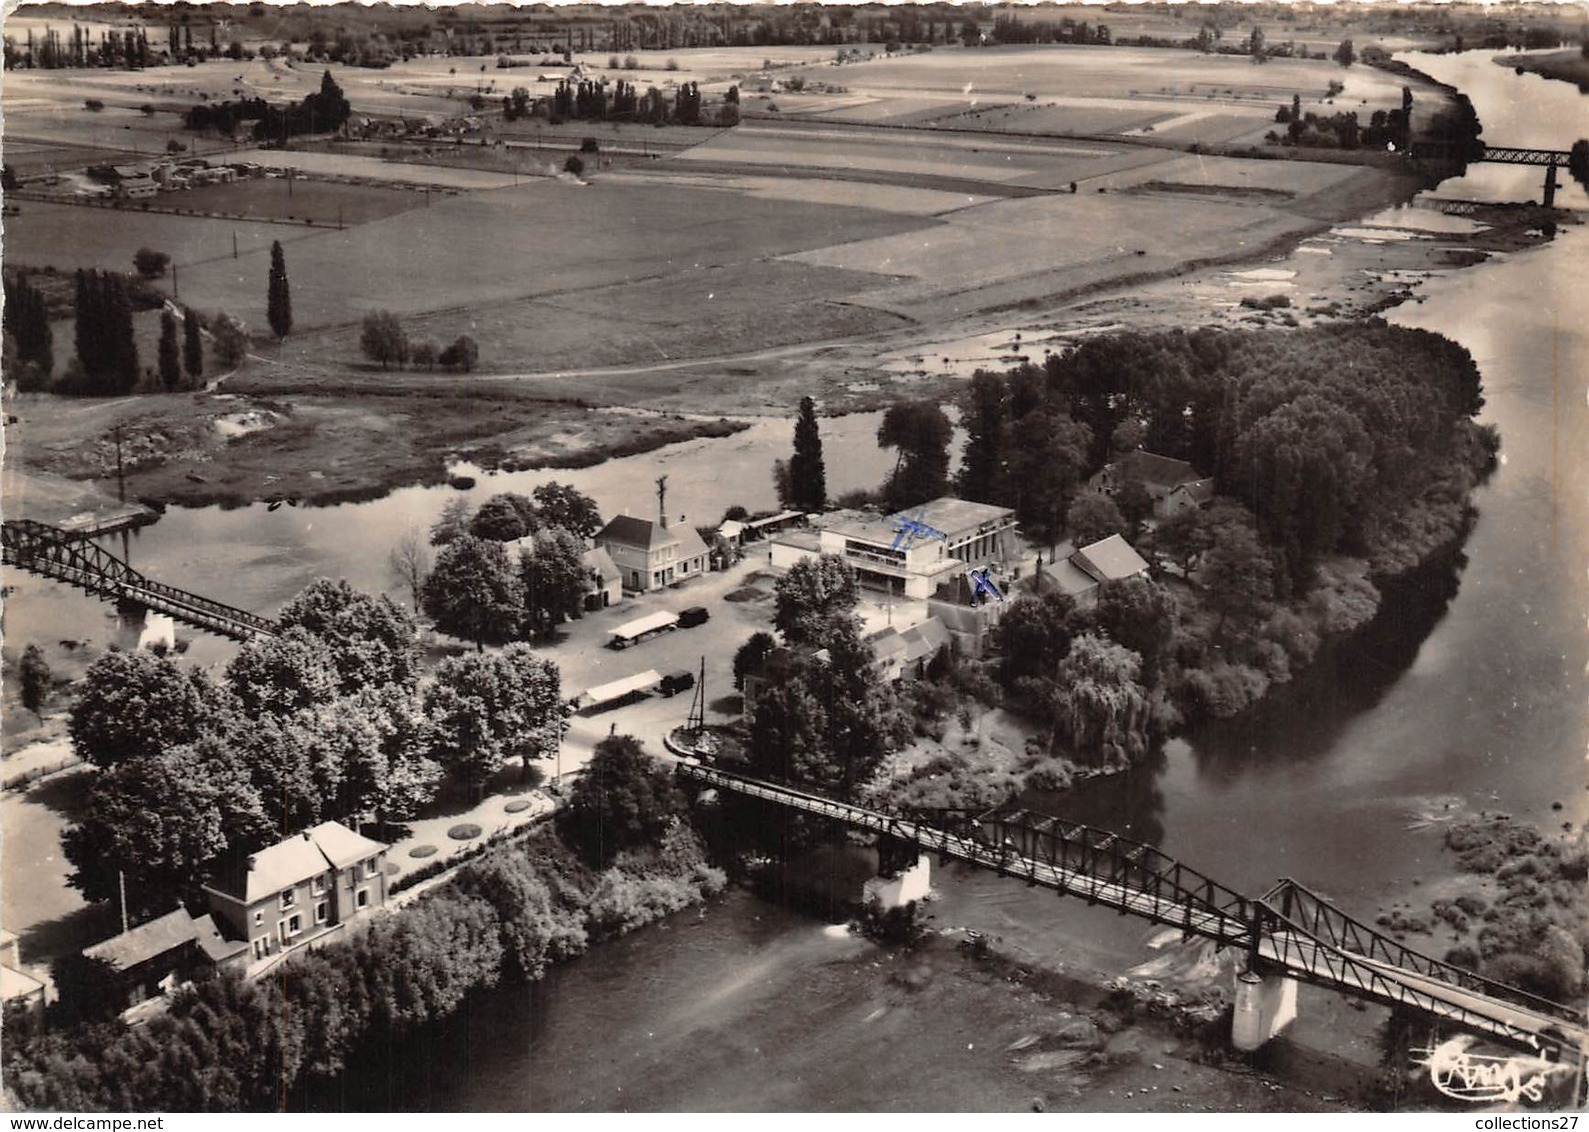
183;307;203;380
266;240;291;339
788;395;827;513
158;308;182;390
73;269;97;381
108;274;139;394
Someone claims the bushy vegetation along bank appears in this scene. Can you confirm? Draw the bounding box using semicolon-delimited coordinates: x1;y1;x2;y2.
3;756;723;1113
1429;815;1588;1004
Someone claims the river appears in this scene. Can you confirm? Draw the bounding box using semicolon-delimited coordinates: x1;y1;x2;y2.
7;53;1587;1111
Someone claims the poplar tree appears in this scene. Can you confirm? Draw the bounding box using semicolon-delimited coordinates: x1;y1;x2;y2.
266;240;292;339
158;308;183;390
788;395;827;513
183;307;204;379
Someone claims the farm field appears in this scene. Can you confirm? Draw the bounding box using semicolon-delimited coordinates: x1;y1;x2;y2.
679;120;1135;186
227;147;526;189
167;176;431;225
598;170;994;215
3;199;330;275
807;45;1416;104
171;173;934;332
784;190;1315;303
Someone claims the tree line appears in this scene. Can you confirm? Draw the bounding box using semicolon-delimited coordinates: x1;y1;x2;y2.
183;71;351;143
60;578;567;920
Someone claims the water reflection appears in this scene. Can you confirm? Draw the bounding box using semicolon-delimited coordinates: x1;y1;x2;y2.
1188;542;1471;787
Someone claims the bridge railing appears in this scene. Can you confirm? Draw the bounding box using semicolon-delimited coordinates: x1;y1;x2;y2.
677;760;1588;1057
2;519;279;640
1260;878;1579;1022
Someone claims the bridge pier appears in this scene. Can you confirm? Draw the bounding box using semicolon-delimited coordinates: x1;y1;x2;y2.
116;602;175;652
1543;164;1558;209
862;854;931;910
1231;969;1298;1052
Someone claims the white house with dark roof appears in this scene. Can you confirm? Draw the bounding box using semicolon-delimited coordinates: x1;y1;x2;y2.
203;821;389;964
596;514;710;593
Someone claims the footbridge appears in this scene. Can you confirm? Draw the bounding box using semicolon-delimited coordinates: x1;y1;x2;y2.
1410;143;1578;208
1;519;279;641
678;760;1588;1064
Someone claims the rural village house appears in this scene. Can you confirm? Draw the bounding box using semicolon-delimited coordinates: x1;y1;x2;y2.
0;928;46;1018
582;545;623;609
202;821;390;964
80;907;247;1012
595;514;710;593
1028;533;1151;609
1089;450;1214;520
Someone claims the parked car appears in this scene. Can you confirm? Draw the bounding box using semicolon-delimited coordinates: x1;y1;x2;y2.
678;606;710;628
660;670;696;697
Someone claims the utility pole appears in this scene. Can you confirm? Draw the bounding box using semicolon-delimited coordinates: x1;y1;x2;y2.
118;870;129;934
232;231;238;259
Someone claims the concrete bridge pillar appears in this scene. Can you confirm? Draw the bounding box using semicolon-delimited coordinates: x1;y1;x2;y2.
1231;969;1298;1052
862;855;931;910
1544;164;1559;209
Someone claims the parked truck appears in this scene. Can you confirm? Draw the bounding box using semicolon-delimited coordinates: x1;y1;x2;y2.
607;609;678;649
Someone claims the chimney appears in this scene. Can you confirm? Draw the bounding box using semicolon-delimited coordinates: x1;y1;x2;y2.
302;830;312;841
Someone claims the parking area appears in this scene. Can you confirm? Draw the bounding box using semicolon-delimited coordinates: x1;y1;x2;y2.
535;545;941;779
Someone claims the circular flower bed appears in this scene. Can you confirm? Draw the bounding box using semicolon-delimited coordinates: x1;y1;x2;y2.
408;844;438;859
447;823;482;841
504;799;532;814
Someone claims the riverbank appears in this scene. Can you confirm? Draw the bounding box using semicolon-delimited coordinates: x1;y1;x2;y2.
2;388;750;510
11;150;1566;513
1499;49;1589;92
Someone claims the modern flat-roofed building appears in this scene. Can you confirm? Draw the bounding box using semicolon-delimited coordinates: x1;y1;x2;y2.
813;497;1017;600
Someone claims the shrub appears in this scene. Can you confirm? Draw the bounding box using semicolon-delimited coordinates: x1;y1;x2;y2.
133;248;171;279
563;154;585;176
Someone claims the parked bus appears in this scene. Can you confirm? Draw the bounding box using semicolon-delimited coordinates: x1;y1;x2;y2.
607;610;678;649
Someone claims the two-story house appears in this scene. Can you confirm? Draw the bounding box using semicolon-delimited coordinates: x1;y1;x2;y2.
595;514;710;593
203;821;390;963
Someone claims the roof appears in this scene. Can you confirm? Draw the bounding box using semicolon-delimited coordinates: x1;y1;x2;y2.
671;523;710;562
1035;557;1102;599
191;915;249;965
901;618;950;663
84;908;202;972
206;822;386;905
822;497;1015;546
581;670;663;706
1;965;44;1002
1107;451;1201;490
1170;478;1217;505
613;609;678;639
304;820;387;871
772;529;823;553
597;515;679;552
718;520;745;540
867;626;909;665
1072;535;1150;583
583;546;621;584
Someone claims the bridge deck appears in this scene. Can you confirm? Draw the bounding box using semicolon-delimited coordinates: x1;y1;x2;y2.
2;519;278;641
679;761;1588;1061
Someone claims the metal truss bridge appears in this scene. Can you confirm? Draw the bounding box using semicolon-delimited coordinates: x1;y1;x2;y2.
678;760;1588;1063
1410;143;1578;208
2;519;279;641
